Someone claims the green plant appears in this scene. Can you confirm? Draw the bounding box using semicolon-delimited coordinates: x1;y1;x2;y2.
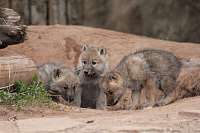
0;75;52;110
166;113;169;118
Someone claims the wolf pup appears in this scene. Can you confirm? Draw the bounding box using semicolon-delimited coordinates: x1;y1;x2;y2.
72;44;108;110
38;62;78;103
101;50;183;110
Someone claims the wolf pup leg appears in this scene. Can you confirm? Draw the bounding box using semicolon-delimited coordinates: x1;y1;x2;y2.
143;77;156;108
130;89;142;110
155;76;177;106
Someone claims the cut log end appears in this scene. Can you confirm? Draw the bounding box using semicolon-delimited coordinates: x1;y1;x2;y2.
0;55;37;88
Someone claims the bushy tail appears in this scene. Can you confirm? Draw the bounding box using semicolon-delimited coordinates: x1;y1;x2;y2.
182;58;200;68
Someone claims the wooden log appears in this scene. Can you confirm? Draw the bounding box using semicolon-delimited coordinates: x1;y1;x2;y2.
0;8;27;48
0;8;20;24
0;24;27;48
0;55;37;88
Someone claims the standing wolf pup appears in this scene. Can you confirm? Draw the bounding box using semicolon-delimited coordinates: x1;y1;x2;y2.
101;50;183;110
38;62;78;103
72;44;108;110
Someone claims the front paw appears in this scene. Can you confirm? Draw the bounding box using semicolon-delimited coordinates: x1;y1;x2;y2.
138;104;153;109
123;105;138;110
97;106;107;110
71;101;81;107
154;100;166;107
123;105;131;110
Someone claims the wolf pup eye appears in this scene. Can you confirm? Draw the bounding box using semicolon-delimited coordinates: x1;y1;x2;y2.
92;61;97;65
109;91;113;95
63;86;68;90
82;60;86;64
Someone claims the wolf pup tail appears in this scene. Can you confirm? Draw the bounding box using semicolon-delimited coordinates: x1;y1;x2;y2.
182;58;200;68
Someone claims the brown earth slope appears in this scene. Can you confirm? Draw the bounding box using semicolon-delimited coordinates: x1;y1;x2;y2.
1;25;200;68
0;25;200;132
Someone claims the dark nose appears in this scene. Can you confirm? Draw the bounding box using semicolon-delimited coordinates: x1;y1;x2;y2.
69;97;74;102
107;103;111;106
84;70;88;75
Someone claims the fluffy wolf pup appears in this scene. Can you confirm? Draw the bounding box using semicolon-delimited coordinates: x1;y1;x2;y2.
101;49;184;110
38;62;78;103
71;44;108;110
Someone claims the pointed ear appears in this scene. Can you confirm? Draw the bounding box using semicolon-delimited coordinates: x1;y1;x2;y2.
109;73;117;81
98;46;107;56
75;69;81;76
82;44;88;52
54;69;61;78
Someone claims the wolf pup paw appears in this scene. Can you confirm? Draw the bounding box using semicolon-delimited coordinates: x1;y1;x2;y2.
123;104;140;110
154;100;166;106
123;105;131;110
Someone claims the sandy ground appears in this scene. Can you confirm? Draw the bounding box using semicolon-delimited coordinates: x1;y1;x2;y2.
0;25;200;132
0;96;199;132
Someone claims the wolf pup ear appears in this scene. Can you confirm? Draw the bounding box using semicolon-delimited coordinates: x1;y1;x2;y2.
109;73;117;81
75;69;81;76
98;46;106;56
54;69;61;78
82;44;88;52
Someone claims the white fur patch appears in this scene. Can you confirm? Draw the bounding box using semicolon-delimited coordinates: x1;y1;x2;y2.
109;81;117;86
144;106;152;110
56;75;65;82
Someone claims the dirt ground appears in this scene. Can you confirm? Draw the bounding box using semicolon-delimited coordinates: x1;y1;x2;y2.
0;25;200;132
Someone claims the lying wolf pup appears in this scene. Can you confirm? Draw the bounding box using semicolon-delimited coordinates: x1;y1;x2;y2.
101;49;184;110
38;62;78;103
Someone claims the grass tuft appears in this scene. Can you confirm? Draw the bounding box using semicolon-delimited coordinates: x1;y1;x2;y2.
0;75;53;110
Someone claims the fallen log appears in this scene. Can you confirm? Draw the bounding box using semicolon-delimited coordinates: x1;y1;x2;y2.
0;8;27;48
0;55;37;89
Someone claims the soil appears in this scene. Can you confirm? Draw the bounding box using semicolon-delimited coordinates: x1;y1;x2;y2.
0;25;200;132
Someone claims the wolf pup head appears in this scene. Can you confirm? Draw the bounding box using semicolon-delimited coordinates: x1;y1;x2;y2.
79;44;108;77
50;68;78;102
101;72;125;106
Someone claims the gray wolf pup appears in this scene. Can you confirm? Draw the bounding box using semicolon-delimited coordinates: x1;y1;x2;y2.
101;49;183;110
38;62;78;103
72;44;108;110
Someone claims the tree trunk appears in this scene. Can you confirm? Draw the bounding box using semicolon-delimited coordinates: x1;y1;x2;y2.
0;55;37;88
0;8;27;48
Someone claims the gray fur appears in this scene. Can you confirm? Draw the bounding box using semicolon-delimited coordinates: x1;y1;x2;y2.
72;44;108;110
101;49;183;109
37;62;78;103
